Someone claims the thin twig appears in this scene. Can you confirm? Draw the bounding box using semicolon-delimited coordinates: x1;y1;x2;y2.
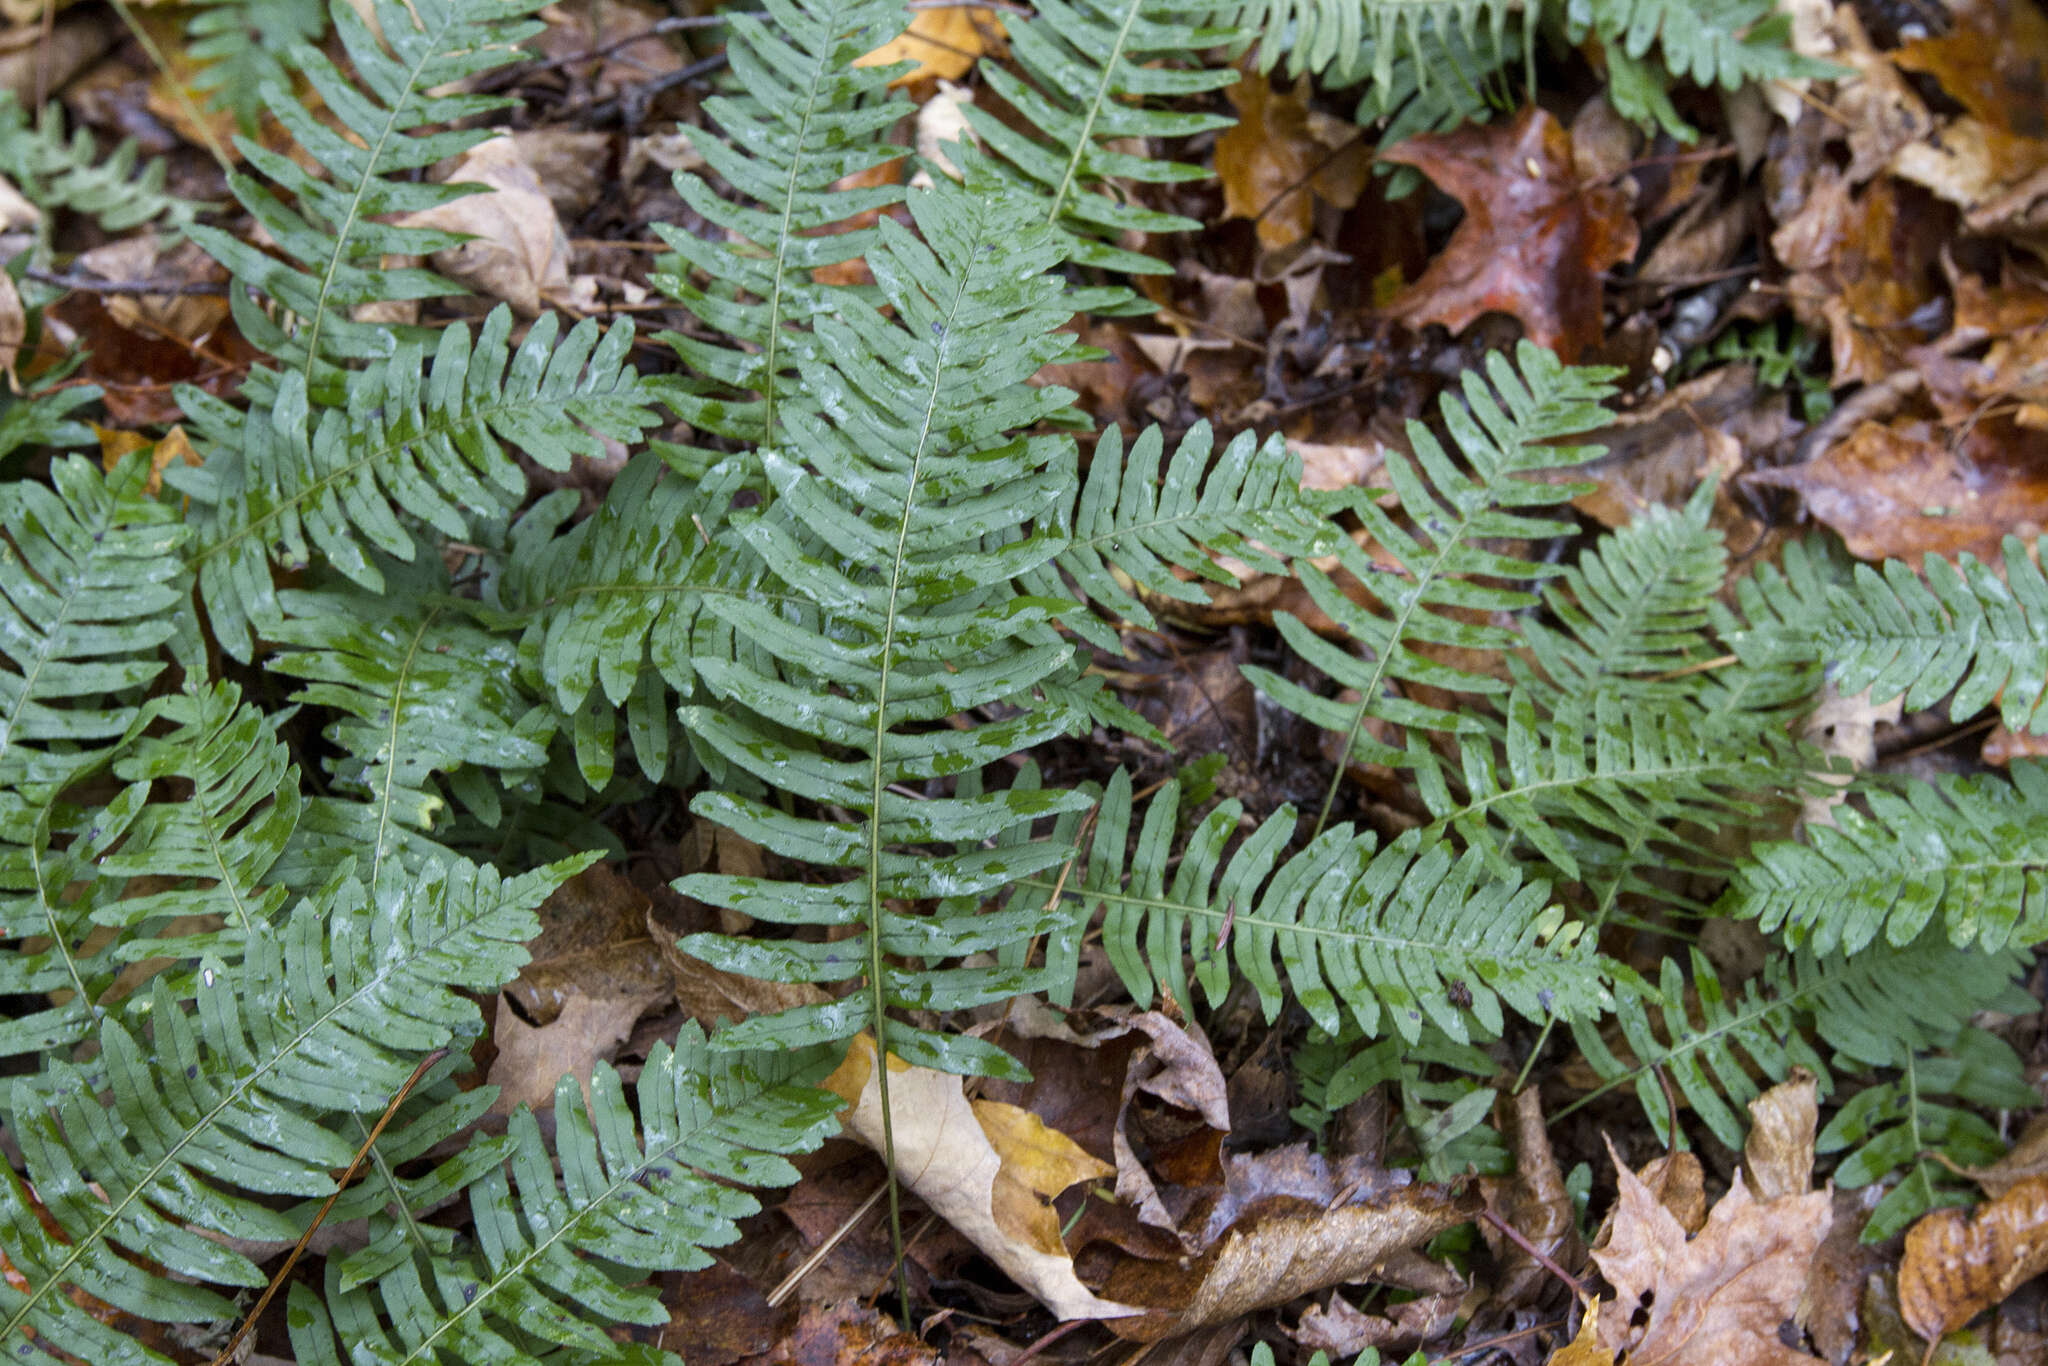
765;1182;889;1307
208;1049;448;1366
27;270;229;297
1480;1208;1589;1302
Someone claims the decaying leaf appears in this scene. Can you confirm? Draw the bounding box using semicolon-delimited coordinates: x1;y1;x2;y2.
1591;1136;1831;1364
1216;73;1371;254
485;988;662;1114
1899;1175;2048;1344
1749;418;2048;567
1094;1141;1479;1341
396;133;572;315
1544;1302;1616;1366
1745;1072;1820;1203
1379;105;1639;362
822;1033;1138;1321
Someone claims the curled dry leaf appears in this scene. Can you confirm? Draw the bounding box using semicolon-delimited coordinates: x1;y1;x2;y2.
822;1033;1139;1321
1591;1136;1831;1364
1378;105;1639;362
1096;1141;1479;1341
1899;1175;2048;1344
1744;1071;1819;1203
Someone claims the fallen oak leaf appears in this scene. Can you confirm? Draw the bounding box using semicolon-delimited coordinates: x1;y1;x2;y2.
1378;105;1638;362
1899;1174;2048;1345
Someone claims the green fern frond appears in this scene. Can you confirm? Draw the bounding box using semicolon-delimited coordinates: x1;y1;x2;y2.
269;586;550;851
184;0;329;132
1244;341;1619;828
1567;0;1835;91
1020;421;1339;652
1566;935;2030;1149
90;681;301;967
492;454;756;787
652;0;911;461
1726;534;2048;735
0;455;185;814
188;0;547;381
172;307;658;658
1719;761;2048;955
1821;1027;2039;1243
0;852;590;1366
0;97;212;233
673;164;1100;1078
1051;769;1612;1045
0;373;98;465
1225;0;1516;91
965;0;1238;284
286;1026;840;1366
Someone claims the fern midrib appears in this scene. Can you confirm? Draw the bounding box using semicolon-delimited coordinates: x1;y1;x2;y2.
1019;873;1535;957
754;3;847;454
296;2;465;380
1310;503;1473;838
182;388;571;572
1045;0;1144;229
0;895;479;1345
1427;750;1770;834
369;605;441;879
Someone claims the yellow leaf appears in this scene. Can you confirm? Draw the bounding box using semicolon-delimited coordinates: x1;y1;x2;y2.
855;5;1004;85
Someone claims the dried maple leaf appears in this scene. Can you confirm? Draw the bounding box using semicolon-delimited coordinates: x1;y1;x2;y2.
1899;1174;2048;1343
1378;105;1638;362
1591;1137;1831;1365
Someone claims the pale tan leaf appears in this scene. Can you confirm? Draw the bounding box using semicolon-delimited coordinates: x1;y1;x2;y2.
1745;1070;1819;1202
1900;1175;2048;1344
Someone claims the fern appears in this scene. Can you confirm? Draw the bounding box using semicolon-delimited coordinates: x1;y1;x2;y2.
285;1027;840;1366
171;307;660;659
1726;533;2048;736
1565;936;2032;1149
672;163;1103;1076
1820;1027;2040;1243
184;0;329;132
964;0;1239;286
1045;769;1613;1045
1020;420;1340;652
653;0;911;464
1719;761;2048;955
0;97;210;234
0;852;588;1365
187;0;549;382
1244;341;1620;829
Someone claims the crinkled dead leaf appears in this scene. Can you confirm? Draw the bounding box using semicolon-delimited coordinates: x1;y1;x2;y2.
855;5;1003;85
1770;174;1945;387
1900;1175;2048;1344
822;1034;1137;1321
1292;1286;1464;1358
1748;417;2048;566
1744;1071;1819;1203
1216;73;1371;254
1544;1302;1616;1366
1890;0;2048;231
1094;1142;1479;1341
751;1299;940;1366
397;134;571;315
1591;1136;1831;1364
1378;105;1638;362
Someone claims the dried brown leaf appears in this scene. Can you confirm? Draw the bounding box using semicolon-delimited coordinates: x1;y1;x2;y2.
1900;1175;2048;1343
396;134;571;315
1591;1136;1831;1364
821;1034;1137;1321
1744;1071;1819;1204
1216;73;1370;254
485;988;662;1114
1378;105;1638;361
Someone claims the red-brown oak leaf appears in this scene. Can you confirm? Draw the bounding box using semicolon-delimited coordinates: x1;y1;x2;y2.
1379;106;1639;361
